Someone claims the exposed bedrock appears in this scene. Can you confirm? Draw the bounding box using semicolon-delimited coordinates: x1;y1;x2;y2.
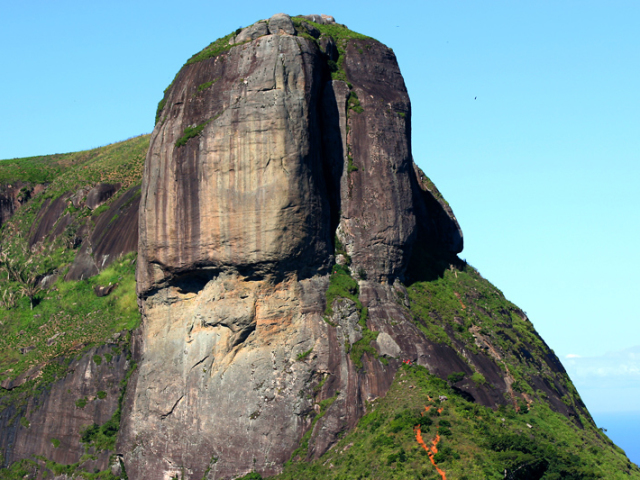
0;343;131;472
124;14;467;479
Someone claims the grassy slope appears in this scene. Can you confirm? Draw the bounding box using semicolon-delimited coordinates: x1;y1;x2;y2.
0;136;148;478
1;20;637;480
0;136;147;387
276;364;638;480
275;251;639;479
407;256;569;408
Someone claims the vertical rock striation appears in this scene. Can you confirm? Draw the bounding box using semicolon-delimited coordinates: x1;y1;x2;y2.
123;13;575;480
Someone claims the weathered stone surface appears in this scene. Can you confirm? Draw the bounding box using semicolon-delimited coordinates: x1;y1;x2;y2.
70;187;88;208
124;16;501;480
91;185;140;266
234;21;269;44
64;243;99;281
86;183;120;210
411;163;463;253
29;193;71;246
301;14;336;25
0;343;130;470
65;185;140;280
376;332;401;358
268;13;295;35
137;32;331;295
299;21;321;39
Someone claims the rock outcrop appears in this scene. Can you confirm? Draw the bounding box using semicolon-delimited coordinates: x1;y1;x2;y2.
122;14;575;480
0;182;45;230
124;14;465;479
0;342;132;472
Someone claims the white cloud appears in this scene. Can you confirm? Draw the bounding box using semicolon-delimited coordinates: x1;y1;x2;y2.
564;346;640;380
563;346;640;413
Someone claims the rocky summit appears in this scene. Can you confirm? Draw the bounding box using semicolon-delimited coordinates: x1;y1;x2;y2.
125;12;464;479
0;13;638;480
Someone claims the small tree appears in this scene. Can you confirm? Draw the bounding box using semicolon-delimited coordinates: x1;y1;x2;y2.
0;251;43;309
18;274;42;310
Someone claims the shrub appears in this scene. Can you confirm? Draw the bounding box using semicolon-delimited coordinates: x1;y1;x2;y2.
297;348;313;361
471;372;486;385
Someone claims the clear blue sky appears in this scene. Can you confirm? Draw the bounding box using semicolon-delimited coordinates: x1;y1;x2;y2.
2;1;639;417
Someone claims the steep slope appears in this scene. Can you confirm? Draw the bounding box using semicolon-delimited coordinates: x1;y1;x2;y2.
0;136;147;476
120;13;636;480
0;13;637;480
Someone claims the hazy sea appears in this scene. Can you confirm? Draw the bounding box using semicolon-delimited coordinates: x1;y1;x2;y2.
591;412;640;467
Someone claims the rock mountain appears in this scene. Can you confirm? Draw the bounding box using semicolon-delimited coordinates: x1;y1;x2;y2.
0;12;638;480
125;12;465;479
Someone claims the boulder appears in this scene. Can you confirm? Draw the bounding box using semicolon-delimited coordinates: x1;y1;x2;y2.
85;183;120;210
301;14;336;25
234;20;269;43
268;13;295;35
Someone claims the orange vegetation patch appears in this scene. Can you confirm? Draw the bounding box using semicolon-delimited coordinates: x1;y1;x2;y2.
415;424;446;480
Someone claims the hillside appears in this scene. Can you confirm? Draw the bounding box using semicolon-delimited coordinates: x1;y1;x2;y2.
1;13;638;480
0;136;147;478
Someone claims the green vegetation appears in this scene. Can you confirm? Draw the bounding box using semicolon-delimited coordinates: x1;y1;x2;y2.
187;32;239;65
0;456;123;479
287;393;339;465
237;472;263;480
0;252;140;385
292;17;372;83
414;168;449;206
405;249;576;407
175;111;224;148
347;91;364;114
175;120;211;148
324;264;379;369
79;361;136;453
196;78;219;92
0;135;147;200
333;235;351;265
0;138;145;467
297;348;313;361
273;364;639;479
324;264;360;317
347;154;358;173
472;372;487;385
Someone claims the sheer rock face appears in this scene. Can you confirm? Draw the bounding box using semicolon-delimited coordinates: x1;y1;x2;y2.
124;15;465;480
137;30;332;294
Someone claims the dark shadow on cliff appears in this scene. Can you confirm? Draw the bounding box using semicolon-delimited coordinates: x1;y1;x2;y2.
404;247;466;286
319;79;345;248
404;159;465;285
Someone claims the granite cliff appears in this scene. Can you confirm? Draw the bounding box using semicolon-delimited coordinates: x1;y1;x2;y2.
121;13;587;480
0;13;638;480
